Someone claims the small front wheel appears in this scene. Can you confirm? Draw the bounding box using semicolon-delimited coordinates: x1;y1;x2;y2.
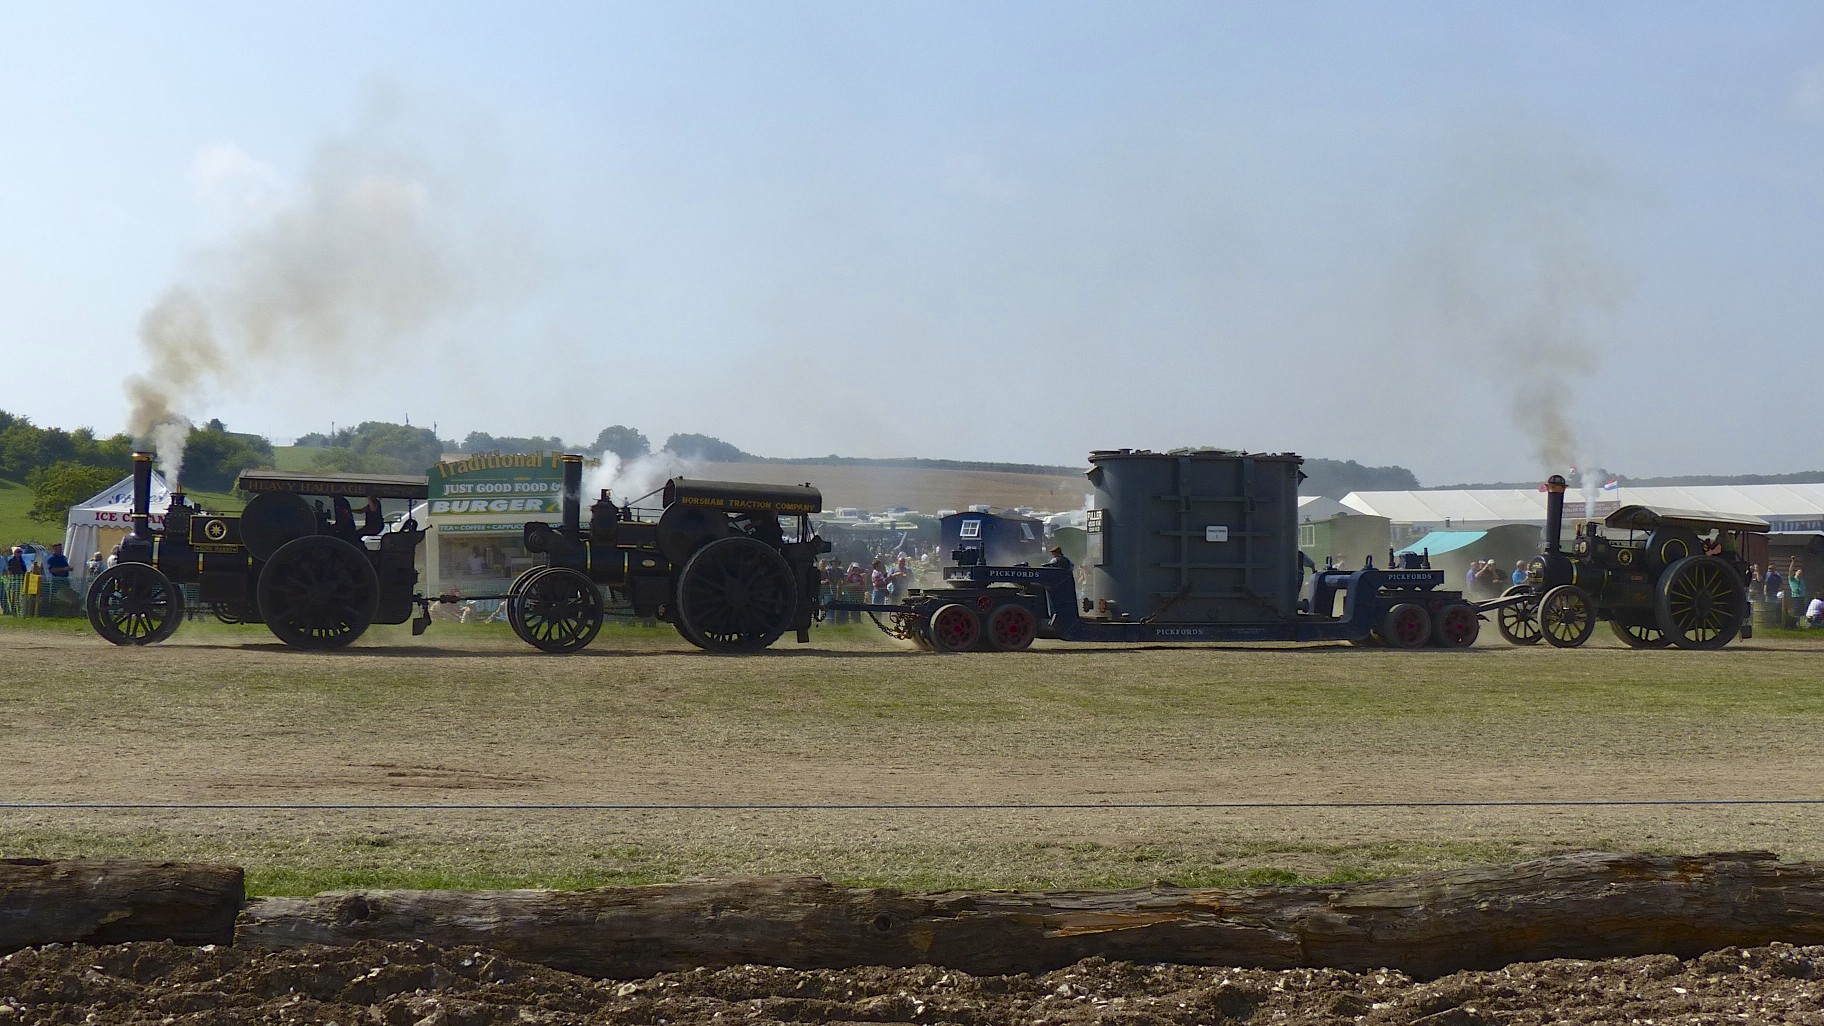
1495;586;1542;646
1539;585;1595;648
87;563;182;646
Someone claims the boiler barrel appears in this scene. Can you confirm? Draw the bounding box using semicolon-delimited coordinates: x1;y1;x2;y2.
662;479;822;514
1085;450;1303;624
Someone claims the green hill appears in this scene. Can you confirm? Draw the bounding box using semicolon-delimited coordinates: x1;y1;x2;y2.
0;479;47;547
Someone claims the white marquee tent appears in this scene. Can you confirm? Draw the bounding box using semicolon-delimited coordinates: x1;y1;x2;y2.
61;470;173;572
1341;484;1824;532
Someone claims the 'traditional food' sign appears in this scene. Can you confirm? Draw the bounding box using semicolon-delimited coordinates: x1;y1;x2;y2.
426;451;600;532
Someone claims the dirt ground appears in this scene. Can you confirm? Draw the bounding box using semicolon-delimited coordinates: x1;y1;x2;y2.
4;938;1823;1024
7;628;1824;1020
4;628;1824;887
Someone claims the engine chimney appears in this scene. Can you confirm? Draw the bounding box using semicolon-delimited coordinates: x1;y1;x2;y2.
131;452;154;540
560;454;583;537
1543;474;1568;554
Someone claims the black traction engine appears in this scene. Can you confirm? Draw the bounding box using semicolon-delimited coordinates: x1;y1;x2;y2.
505;454;830;653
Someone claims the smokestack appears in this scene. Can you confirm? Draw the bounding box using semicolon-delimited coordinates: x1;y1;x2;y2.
131;452;154;540
1543;474;1567;555
560;454;583;537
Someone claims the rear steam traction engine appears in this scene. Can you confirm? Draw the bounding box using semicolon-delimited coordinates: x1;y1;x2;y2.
1493;474;1763;649
505;454;829;653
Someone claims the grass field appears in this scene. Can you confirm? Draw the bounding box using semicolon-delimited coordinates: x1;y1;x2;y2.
3;616;1822;897
0;478;42;547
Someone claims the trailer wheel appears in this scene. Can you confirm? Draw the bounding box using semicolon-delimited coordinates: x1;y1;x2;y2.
1608;619;1670;649
86;563;182;646
1381;603;1431;649
1655;555;1744;650
257;536;379;650
928;603;982;653
986;603;1038;652
1433;603;1480;648
1495;586;1543;646
512;567;602;653
1538;585;1595;648
674;536;797;653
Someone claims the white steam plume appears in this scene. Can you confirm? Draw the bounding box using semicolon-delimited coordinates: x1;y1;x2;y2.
1402;125;1631;473
125;85;529;483
582;451;695;509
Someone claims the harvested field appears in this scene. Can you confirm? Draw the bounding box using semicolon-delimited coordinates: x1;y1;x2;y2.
3;620;1822;896
6;619;1824;1020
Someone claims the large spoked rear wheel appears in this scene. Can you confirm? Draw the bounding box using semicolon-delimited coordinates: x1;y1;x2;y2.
512;567;603;653
87;563;182;646
1539;585;1595;648
257;536;380;650
928;603;982;653
674;536;797;653
1495;586;1542;646
1656;555;1745;650
1608;618;1670;649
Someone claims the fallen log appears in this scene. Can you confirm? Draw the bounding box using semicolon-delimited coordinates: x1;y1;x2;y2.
237;850;1824;979
0;858;243;952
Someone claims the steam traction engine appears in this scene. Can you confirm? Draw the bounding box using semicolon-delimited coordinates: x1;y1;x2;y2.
86;452;433;649
1493;475;1764;649
505;454;829;653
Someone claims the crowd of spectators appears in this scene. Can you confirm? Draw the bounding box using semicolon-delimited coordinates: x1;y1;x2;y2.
818;546;942;624
1750;560;1817;628
1;541;92;617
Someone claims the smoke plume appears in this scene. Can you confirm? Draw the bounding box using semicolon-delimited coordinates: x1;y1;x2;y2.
582;451;695;509
126;86;526;483
1402;125;1631;473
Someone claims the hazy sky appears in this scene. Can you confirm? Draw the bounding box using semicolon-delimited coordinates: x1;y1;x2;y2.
4;2;1821;485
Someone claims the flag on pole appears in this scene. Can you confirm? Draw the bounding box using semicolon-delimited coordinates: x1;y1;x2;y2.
1602;478;1620;491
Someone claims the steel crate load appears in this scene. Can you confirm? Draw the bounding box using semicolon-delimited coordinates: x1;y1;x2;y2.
504;454;831;654
1085;449;1305;624
85;453;434;650
1493;475;1766;650
830;448;1485;653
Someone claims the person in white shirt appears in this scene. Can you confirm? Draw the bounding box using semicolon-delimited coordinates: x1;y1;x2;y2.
1807;596;1824;628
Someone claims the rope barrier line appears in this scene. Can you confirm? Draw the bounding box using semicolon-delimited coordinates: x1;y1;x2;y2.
4;799;1823;811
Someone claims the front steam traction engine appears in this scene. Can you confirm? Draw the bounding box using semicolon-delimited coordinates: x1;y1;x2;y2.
1493;474;1764;649
504;454;829;653
86;452;433;649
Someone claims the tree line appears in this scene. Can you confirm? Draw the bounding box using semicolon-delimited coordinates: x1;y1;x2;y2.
5;406;1436;528
1;411;275;524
